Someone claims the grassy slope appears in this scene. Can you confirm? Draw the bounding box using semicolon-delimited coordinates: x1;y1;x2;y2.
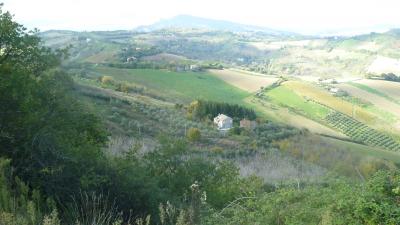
90;67;251;103
266;85;330;120
349;82;400;105
322;136;400;164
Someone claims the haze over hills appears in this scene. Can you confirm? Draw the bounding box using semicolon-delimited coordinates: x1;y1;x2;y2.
133;14;400;37
4;1;400;223
135;15;297;36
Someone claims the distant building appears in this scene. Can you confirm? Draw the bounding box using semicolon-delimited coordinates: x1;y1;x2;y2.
126;56;137;63
240;119;257;130
190;64;200;71
329;87;339;94
320;79;337;84
214;114;233;131
176;66;185;72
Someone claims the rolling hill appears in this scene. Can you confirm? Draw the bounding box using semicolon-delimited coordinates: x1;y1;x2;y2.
135;15;295;36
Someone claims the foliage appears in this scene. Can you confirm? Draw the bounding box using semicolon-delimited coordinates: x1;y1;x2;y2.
0;158;60;225
380;72;400;82
100;75;114;85
206;170;400;225
254;122;301;148
0;4;109;219
187;128;201;142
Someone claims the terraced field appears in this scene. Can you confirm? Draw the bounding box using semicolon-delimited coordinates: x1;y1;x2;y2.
338;83;400;118
249;96;346;138
325;111;400;151
260;80;400;147
284;81;376;123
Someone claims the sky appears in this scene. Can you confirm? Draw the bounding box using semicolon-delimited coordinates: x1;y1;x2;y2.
3;0;400;35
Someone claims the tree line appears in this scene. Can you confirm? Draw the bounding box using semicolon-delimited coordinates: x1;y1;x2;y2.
187;100;256;121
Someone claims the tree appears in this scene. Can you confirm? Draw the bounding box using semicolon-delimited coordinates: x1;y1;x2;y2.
0;4;107;213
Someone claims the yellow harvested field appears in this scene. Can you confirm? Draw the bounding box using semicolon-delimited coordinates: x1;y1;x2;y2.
278;109;347;138
283;81;375;123
246;98;347;138
338;83;400;118
210;69;278;92
355;79;400;99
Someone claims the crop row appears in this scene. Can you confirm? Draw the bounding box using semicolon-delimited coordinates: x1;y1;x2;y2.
325;111;400;151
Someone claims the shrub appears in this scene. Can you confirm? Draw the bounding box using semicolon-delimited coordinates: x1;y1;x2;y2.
228;127;243;135
101;76;114;85
187;128;201;142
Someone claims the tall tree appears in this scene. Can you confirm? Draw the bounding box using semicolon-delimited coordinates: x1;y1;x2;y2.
0;4;107;203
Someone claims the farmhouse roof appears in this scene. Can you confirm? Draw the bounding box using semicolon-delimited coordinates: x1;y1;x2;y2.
214;114;232;121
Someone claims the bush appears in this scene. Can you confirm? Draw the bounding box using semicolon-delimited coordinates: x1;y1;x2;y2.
228;127;243;135
101;76;114;85
187;128;201;142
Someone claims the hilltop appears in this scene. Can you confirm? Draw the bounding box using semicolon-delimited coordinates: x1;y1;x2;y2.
135;15;296;36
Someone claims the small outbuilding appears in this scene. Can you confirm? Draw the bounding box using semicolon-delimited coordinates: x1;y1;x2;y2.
214;114;233;131
240;119;257;130
126;56;137;63
329;87;339;94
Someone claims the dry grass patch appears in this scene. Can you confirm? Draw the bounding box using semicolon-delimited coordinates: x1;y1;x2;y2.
283;81;375;123
355;79;400;100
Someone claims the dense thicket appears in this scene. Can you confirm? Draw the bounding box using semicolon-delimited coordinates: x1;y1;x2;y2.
207;171;400;225
0;3;110;214
187;100;256;121
381;72;400;82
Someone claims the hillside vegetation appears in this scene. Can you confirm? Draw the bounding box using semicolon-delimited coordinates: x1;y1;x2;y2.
2;5;400;225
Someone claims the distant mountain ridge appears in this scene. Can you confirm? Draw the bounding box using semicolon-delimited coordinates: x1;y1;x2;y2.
135;15;296;36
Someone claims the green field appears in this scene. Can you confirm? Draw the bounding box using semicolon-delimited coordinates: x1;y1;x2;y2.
266;86;330;119
90;66;250;103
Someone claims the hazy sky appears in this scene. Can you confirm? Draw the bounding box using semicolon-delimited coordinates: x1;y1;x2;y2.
3;0;400;34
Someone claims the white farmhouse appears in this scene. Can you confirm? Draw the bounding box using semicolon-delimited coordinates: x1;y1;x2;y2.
126;56;137;63
329;87;339;94
213;114;233;131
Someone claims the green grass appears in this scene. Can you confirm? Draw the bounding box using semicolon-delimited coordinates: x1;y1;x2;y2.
363;104;398;124
90;66;250;103
349;82;400;105
266;86;330;120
